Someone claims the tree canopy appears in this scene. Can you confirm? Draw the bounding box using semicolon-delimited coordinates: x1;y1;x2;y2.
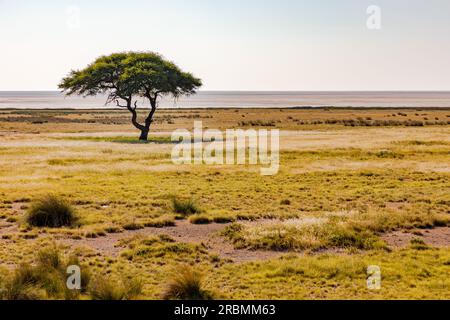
59;52;202;140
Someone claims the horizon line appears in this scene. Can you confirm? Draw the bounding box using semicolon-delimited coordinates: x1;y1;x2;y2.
2;90;450;93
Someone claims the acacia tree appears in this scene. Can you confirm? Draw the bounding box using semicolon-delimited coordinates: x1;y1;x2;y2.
59;52;202;140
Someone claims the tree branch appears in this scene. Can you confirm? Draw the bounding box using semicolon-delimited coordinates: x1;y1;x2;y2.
115;100;128;108
126;99;145;131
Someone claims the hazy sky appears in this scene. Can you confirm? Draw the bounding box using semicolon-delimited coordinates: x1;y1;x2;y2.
1;0;450;91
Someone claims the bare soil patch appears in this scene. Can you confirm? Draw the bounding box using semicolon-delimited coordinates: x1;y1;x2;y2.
59;220;284;263
382;227;450;248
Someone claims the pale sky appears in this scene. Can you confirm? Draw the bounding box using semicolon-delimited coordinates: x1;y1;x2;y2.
1;0;450;91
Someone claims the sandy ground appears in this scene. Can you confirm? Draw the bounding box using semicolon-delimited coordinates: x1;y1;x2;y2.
382;227;450;248
2;212;449;264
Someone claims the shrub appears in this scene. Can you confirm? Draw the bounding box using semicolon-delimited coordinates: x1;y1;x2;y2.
172;197;200;216
88;276;142;300
162;266;214;300
26;195;77;228
189;215;211;225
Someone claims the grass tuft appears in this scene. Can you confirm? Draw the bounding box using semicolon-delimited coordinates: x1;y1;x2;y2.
212;215;236;224
189;215;212;225
26;195;77;228
172;197;200;216
0;246;90;300
162;266;214;300
142;215;176;228
409;238;429;250
122;221;144;230
88;276;143;300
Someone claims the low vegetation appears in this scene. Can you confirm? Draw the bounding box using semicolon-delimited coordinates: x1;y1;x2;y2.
0;246;145;300
189;215;212;225
223;208;449;252
25;195;77;228
172;197;201;216
0;246;89;300
120;235;209;263
0;108;449;299
162;266;214;300
88;276;143;300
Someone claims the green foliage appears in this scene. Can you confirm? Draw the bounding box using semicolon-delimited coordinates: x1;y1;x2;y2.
58;52;202;139
26;195;77;228
119;52;202;99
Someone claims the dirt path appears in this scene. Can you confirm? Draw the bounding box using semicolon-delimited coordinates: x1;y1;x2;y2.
0;202;283;263
3;210;449;265
59;220;284;263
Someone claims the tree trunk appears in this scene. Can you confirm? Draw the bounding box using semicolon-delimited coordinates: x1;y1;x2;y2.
139;128;149;141
121;95;157;141
138;96;157;141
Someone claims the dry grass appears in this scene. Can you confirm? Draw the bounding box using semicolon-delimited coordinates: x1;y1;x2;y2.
162;265;214;300
0;108;449;299
88;276;143;300
25;195;77;228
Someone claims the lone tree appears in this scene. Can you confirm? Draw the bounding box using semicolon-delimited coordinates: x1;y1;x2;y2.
59;52;202;141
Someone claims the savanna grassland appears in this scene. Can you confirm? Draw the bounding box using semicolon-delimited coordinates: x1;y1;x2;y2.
0;107;449;300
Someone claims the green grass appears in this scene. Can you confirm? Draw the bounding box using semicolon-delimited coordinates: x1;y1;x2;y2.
210;248;450;299
0;113;449;299
54;135;174;144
